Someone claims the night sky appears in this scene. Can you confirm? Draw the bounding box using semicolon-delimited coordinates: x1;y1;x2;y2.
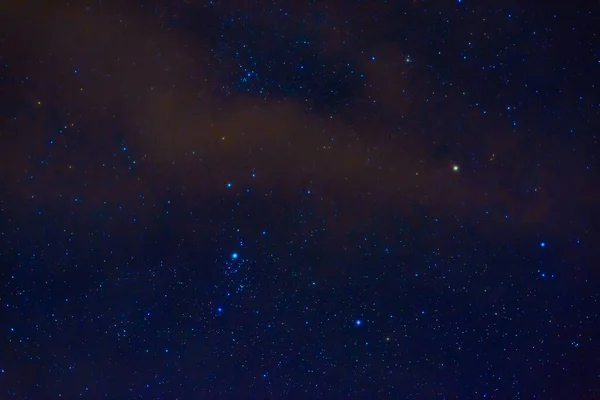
1;1;600;399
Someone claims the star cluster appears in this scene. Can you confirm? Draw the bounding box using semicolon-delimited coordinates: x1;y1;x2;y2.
1;1;599;399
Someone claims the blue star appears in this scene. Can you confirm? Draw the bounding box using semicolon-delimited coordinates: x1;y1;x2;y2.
540;241;546;248
231;252;239;259
355;319;362;326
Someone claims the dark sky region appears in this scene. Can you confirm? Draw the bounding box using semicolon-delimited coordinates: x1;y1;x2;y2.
0;1;599;399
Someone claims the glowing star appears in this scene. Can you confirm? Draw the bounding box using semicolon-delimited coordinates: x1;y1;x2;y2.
355;319;362;326
231;252;239;259
452;165;459;172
